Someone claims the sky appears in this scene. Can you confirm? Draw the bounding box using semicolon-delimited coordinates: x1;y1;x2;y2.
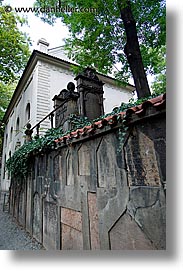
4;0;70;50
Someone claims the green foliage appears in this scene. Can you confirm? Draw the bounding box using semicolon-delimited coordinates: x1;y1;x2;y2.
34;0;166;92
0;3;31;152
151;72;166;95
0;82;15;152
5;114;91;179
0;82;15;121
67;114;90;129
117;122;129;153
6;127;64;178
0;4;31;84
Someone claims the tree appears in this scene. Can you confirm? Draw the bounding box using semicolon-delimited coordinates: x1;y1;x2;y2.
0;82;15;121
0;3;31;152
0;4;31;83
34;0;166;97
118;0;150;97
0;82;15;152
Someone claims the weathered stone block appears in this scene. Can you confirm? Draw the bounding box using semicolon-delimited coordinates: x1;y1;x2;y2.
33;193;42;242
78;144;91;176
18;187;26;226
125;128;161;186
26;177;32;233
135;199;166;249
53;82;79;129
61;207;82;231
61;207;83;250
97;135;118;188
154;139;166;182
97;169;129;249
62;223;83;250
66;150;74;185
43;201;59;250
88;192;100;249
75;67;104;121
53;153;62;182
127;186;166;249
85;93;102;120
109;213;155;250
127;186;161;216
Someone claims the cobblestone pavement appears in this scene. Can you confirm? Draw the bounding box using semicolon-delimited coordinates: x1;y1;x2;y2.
0;203;44;250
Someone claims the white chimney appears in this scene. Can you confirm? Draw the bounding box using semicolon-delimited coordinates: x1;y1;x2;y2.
37;38;49;53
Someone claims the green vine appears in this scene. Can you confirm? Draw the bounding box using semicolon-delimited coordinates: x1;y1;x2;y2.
6;116;91;179
6;127;64;179
67;114;91;130
117;117;129;154
6;91;165;179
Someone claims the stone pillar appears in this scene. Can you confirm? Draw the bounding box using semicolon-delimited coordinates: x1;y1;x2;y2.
52;82;79;131
75;67;104;121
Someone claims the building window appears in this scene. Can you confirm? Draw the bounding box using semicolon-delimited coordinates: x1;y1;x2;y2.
16;117;20;134
26;103;31;121
3;154;6;179
10;127;13;141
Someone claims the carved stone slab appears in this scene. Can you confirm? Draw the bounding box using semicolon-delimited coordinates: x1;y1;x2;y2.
61;207;83;250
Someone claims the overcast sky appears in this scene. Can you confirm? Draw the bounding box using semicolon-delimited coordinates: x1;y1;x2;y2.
4;0;69;50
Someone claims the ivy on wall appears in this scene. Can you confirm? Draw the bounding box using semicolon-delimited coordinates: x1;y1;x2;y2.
6;127;63;178
6;91;165;179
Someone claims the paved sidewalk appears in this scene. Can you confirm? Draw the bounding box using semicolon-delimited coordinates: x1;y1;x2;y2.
0;203;44;250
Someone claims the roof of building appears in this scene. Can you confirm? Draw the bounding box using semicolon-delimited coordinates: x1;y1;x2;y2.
55;93;166;146
3;50;135;123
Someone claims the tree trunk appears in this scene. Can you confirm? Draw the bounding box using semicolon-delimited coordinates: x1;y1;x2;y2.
119;0;151;98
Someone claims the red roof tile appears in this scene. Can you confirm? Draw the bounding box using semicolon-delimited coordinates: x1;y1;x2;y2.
55;94;166;145
93;120;104;128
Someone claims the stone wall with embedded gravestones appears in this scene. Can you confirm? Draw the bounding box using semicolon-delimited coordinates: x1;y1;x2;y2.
9;110;166;250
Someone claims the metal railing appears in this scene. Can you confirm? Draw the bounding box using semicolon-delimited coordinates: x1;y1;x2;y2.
30;98;68;137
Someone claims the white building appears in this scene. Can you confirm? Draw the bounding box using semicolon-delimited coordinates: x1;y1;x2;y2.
0;39;134;192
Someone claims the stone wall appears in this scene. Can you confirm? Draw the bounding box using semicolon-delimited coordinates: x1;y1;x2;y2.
9;100;166;250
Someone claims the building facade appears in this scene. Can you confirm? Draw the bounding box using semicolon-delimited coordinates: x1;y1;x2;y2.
0;39;134;192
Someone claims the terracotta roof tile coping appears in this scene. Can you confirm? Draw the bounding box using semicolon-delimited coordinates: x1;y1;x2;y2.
55;94;165;144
